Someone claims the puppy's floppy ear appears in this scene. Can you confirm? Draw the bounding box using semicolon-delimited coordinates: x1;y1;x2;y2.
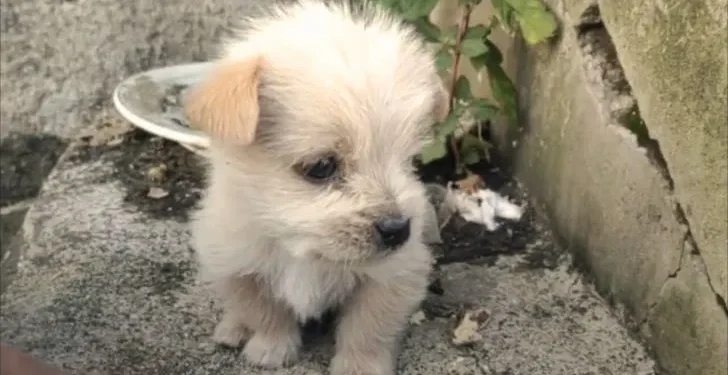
185;57;263;145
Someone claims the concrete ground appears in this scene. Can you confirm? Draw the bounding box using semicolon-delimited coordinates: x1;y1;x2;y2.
0;0;657;374
0;0;267;296
0;122;658;374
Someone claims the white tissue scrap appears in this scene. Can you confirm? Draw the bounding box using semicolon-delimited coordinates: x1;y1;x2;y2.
446;184;524;231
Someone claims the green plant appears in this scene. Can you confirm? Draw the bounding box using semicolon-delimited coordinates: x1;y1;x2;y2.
377;0;557;173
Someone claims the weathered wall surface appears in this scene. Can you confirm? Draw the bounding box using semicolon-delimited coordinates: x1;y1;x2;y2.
0;0;271;139
597;0;728;304
433;0;728;374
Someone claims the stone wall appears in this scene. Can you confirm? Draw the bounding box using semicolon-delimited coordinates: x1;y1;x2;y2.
433;0;728;374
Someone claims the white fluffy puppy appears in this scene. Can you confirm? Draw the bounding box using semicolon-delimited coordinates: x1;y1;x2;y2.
185;1;448;374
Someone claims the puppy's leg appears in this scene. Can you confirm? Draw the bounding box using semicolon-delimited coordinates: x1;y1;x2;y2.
214;275;301;368
329;271;429;375
212;308;251;348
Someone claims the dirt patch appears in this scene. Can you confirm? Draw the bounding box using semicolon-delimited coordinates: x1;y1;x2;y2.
417;149;564;319
520;236;564;270
66;121;554;298
0;209;27;294
66;121;552;280
420;153;539;267
77;82;540;266
0;133;67;208
69;125;205;222
0;133;67;293
0;209;25;257
433;204;535;266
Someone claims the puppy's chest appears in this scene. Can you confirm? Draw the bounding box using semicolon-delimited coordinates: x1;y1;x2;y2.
267;261;358;321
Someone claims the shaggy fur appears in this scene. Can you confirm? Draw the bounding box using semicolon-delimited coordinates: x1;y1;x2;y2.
186;1;448;374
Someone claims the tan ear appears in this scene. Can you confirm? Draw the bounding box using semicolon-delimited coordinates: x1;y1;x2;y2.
185;57;263;145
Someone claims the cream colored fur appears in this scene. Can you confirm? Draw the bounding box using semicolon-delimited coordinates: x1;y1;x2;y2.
186;1;447;374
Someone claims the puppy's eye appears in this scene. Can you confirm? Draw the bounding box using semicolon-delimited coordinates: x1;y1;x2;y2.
299;156;339;182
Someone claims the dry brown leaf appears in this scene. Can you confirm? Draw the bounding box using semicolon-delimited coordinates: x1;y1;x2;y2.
147;164;168;182
451;307;490;346
455;174;485;195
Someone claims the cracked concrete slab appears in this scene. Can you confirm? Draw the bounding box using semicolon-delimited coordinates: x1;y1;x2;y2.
0;0;273;297
598;0;728;303
486;0;728;373
645;251;728;375
504;8;685;323
0;124;657;375
0;133;68;293
0;133;67;209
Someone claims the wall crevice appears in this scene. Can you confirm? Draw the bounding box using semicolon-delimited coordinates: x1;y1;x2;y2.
574;4;727;318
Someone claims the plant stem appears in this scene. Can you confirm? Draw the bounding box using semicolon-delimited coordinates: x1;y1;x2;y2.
447;3;474;171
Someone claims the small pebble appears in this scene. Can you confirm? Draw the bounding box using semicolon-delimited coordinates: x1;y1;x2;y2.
409;310;426;325
165;94;178;106
147;187;170;199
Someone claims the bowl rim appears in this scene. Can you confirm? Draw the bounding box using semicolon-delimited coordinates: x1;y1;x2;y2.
112;62;214;150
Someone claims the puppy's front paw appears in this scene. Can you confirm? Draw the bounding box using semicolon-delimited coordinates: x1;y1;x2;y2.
211;316;250;348
329;353;395;375
242;332;301;368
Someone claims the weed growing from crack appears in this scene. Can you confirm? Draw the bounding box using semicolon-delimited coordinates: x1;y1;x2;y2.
376;0;558;174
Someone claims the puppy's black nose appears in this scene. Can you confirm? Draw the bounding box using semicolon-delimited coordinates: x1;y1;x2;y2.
374;215;411;249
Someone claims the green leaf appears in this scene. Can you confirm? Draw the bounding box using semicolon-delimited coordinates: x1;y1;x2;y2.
500;0;558;44
462;147;482;165
435;48;453;72
452;100;468;117
376;0;402;11
463;25;489;40
435;113;461;140
486;62;518;122
459;134;490;165
453;76;473;101
490;0;518;31
484;40;503;64
400;0;439;21
470;54;487;71
471;98;499;122
470;41;503;71
488;14;501;31
440;25;459;44
413;17;441;43
461;134;489;151
420;140;448;164
461;38;489;57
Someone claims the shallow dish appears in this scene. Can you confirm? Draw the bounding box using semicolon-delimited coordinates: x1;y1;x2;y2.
112;62;215;155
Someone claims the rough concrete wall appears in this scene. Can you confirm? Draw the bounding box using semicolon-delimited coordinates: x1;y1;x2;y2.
597;0;728;304
593;1;728;372
485;0;728;374
0;0;271;139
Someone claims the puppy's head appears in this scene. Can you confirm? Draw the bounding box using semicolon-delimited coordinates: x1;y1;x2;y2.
187;1;448;265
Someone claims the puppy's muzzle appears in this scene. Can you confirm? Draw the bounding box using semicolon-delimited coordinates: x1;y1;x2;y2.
374;214;411;250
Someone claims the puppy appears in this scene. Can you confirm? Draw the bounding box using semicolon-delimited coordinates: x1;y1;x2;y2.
185;1;449;374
